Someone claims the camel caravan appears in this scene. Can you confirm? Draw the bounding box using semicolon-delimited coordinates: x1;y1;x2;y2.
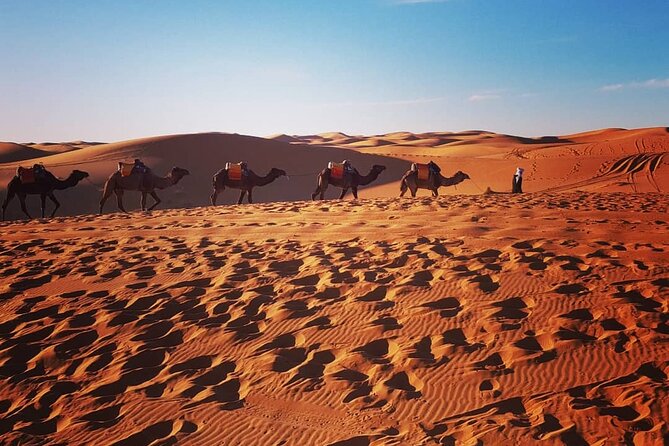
2;157;472;220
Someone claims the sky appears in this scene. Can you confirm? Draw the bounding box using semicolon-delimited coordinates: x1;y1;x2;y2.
1;0;668;142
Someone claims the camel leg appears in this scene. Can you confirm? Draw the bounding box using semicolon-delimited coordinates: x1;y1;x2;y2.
410;183;417;198
237;191;246;205
399;180;407;197
211;187;222;206
339;188;349;199
247;188;253;204
48;193;60;218
311;183;321;201
432;188;439;197
114;190;127;213
18;193;32;219
148;190;162;211
319;181;328;200
140;191;148;211
352;187;359;199
40;194;47;218
2;189;16;221
99;183;114;214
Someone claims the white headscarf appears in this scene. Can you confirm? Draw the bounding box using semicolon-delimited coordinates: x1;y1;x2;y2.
515;167;524;177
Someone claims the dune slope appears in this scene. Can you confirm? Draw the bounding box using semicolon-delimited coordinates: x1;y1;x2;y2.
2;127;669;220
0;133;410;220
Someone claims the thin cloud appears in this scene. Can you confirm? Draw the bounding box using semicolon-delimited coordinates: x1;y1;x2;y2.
468;94;501;102
600;84;624;92
599;78;669;91
631;78;669;88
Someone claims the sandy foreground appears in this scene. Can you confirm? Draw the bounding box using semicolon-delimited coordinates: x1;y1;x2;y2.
0;192;667;445
0;128;668;445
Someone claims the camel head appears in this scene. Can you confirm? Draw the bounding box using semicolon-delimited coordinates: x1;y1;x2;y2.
170;167;190;179
454;171;471;181
371;165;387;174
270;168;287;178
72;170;90;181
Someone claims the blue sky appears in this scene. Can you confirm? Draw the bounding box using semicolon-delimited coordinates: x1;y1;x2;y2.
1;0;668;142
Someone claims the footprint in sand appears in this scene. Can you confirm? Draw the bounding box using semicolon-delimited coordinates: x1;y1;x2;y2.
488;296;533;331
418;296;462;318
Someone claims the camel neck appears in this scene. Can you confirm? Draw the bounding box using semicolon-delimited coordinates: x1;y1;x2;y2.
153;174;176;189
358;169;380;186
256;171;278;187
54;174;80;190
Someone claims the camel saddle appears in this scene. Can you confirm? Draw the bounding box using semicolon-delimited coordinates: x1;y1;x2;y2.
412;163;431;181
328;162;345;180
17;166;36;184
118;162;135;177
225;162;245;181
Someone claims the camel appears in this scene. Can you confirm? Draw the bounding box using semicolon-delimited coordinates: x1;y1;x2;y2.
99;166;190;213
400;169;470;197
2;169;90;220
211;167;286;205
312;164;386;200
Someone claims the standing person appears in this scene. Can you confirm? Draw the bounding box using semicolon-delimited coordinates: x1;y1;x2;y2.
512;167;524;193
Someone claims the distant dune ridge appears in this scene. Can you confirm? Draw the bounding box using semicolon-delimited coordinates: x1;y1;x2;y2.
1;127;668;219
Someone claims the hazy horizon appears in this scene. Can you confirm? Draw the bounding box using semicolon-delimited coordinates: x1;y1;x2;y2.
2;0;668;142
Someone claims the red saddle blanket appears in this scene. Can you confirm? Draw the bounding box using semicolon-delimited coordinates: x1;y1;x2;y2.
18;167;36;184
328;162;345;179
118;162;135;177
412;163;430;181
226;162;244;181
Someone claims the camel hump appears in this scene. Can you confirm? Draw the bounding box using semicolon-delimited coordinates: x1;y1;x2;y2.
17;166;36;184
118;162;135;177
17;164;47;184
412;163;432;181
225;162;247;181
328;161;349;179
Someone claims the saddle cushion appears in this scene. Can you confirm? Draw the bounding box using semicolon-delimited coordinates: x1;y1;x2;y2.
413;163;430;181
226;162;243;181
328;162;345;179
118;162;135;177
18;167;36;184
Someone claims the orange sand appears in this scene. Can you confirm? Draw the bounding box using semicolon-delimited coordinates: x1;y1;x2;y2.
0;128;667;445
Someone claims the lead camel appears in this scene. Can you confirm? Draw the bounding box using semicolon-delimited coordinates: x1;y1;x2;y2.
2;169;89;220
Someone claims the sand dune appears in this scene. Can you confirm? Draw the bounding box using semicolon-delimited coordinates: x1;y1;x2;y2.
1;127;668;221
26;142;100;154
0;133;410;220
0;192;666;445
0;127;667;444
0;142;51;163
